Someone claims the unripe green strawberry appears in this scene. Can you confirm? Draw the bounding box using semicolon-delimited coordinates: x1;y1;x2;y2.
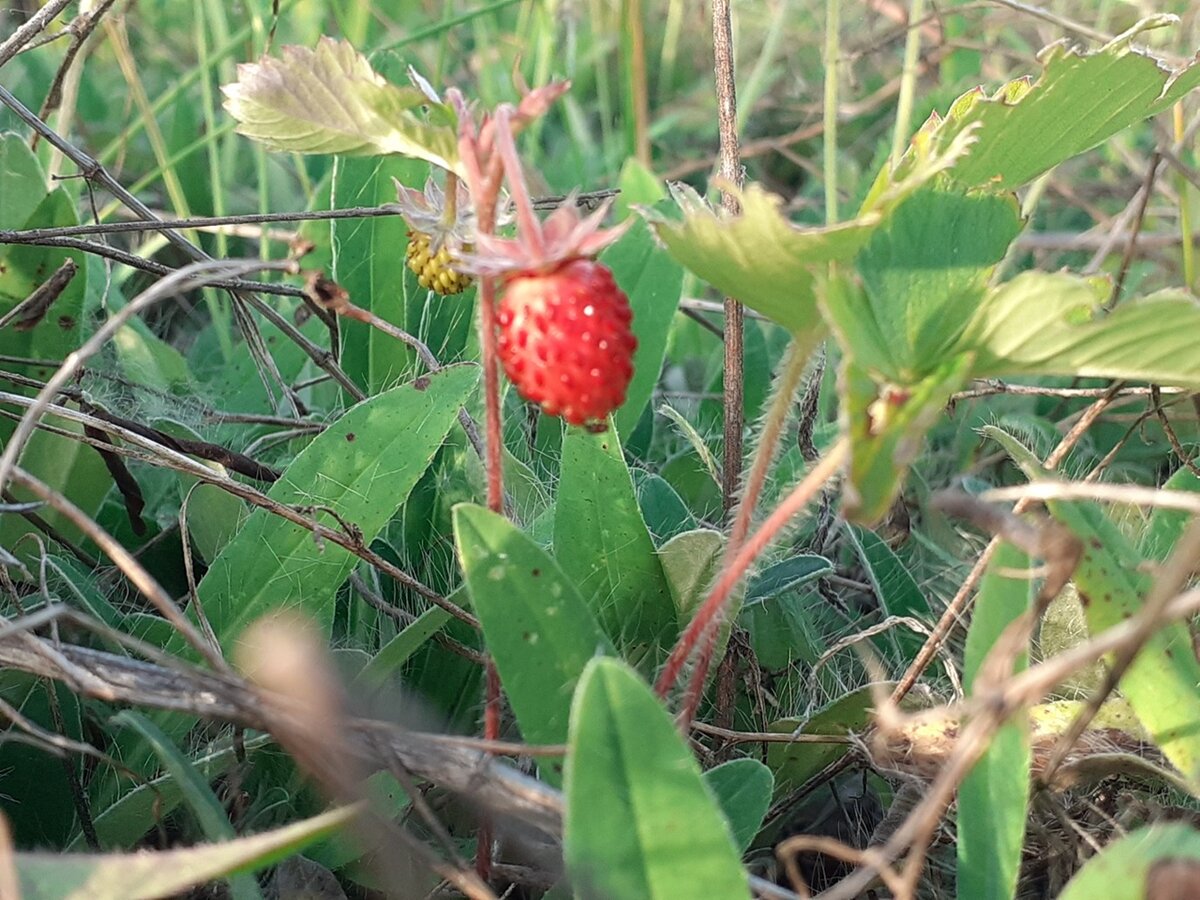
406;229;473;295
497;258;636;431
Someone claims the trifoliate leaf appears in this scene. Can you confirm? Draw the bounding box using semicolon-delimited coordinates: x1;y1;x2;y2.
222;37;460;173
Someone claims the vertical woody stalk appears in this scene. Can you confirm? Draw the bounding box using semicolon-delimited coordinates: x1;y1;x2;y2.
713;0;745;518
452;94;504;879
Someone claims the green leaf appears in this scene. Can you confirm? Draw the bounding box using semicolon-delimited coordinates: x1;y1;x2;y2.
195;365;477;651
964;272;1200;388
554;428;676;652
1140;462;1200;562
841;353;974;523
355;603;452;689
1060;822;1200;900
985;426;1200;788
957;543;1032;900
740;591;822;671
332;155;430;393
602;215;682;438
745;554;832;603
704;758;774;853
112;713;261;900
0;132;49;230
0;190;105;559
0;674;83;846
633;470;696;543
222;37;460;172
932;18;1200;190
846;526;929;659
18;805;358;900
768;686;883;793
454;503;611;782
185;480;249;564
612;157;668;220
849;184;1022;382
564;658;750;900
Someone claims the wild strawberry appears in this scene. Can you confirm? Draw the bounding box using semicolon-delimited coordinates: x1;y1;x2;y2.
497;257;636;430
467;194;636;431
451;92;636;430
393;176;474;296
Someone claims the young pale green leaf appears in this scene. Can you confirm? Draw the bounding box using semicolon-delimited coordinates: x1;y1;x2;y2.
704;758;774;853
454;503;611;780
564;658;750;900
554;428;676;652
985;426;1200;788
223;37;460;171
930;17;1200;191
1059;822;1200;900
194;365;477;651
644;126;978;336
964;272;1200;388
958;543;1032;900
645;183;836;336
658;528;723;629
18;805;358;900
852;184;1022;382
842;353;974;524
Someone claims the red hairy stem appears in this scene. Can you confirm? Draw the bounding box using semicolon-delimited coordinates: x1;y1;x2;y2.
677;619;721;727
479;273;504;515
656;439;848;702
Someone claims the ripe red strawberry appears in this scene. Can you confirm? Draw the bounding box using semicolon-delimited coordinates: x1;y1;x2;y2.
497;258;636;431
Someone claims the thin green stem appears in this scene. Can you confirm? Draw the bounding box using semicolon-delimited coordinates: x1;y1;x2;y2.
823;0;840;225
1176;103;1196;292
891;0;926;168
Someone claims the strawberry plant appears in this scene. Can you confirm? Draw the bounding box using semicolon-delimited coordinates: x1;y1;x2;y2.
3;3;1200;900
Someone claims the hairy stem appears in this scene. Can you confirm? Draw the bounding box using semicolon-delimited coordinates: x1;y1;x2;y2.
728;338;814;553
656;439;848;706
